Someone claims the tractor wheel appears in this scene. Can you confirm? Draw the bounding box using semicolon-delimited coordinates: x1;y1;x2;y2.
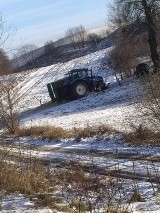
72;81;89;99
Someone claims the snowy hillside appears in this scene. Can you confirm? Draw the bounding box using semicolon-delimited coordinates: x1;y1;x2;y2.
16;46;145;131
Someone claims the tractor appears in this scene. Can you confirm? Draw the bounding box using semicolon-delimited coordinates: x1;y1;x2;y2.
47;68;108;102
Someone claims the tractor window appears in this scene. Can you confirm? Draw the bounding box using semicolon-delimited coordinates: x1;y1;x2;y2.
78;71;88;78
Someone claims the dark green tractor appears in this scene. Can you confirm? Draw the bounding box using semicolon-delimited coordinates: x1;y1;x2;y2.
47;68;108;102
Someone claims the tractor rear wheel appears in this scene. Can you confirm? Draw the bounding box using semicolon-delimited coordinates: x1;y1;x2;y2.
72;81;89;99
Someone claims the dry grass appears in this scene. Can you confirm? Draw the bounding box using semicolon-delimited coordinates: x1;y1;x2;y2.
129;189;144;203
10;124;116;140
72;124;117;139
14;126;70;140
0;161;52;195
55;164;131;213
124;125;160;146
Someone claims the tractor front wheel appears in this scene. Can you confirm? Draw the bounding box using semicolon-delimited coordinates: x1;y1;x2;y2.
72;81;89;99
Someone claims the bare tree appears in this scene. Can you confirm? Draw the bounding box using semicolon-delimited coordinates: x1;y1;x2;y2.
0;75;20;133
65;28;77;49
109;31;149;78
65;25;86;49
0;15;16;48
109;0;160;71
0;15;22;133
0;15;16;75
74;25;86;48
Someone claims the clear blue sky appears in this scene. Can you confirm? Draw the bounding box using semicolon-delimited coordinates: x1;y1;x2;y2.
0;0;111;54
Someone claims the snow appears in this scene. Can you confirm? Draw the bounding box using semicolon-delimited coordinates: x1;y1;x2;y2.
131;201;160;213
1;135;159;213
1;135;160;183
1;45;160;212
1;195;52;213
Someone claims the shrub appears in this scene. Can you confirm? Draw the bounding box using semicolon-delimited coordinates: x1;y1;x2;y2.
109;31;149;77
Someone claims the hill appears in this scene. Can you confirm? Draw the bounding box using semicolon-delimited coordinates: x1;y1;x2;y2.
12;25;113;72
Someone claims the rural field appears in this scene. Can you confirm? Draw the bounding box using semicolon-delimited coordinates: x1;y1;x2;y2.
0;42;160;213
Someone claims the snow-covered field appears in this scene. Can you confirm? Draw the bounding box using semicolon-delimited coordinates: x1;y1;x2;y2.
15;47;145;132
1;134;160;213
1;195;52;213
0;46;160;212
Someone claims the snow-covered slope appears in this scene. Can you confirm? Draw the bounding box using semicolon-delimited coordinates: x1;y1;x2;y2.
13;46;145;131
18;49;110;110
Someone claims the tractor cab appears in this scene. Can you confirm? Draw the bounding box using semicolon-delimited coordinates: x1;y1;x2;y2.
66;69;93;80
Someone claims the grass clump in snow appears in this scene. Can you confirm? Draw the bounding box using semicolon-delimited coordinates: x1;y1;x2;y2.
12;124;117;140
0;161;52;195
124;124;160;146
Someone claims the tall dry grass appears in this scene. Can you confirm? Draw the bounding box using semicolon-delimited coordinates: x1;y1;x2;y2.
124;124;160;146
0;161;51;195
11;124;117;140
